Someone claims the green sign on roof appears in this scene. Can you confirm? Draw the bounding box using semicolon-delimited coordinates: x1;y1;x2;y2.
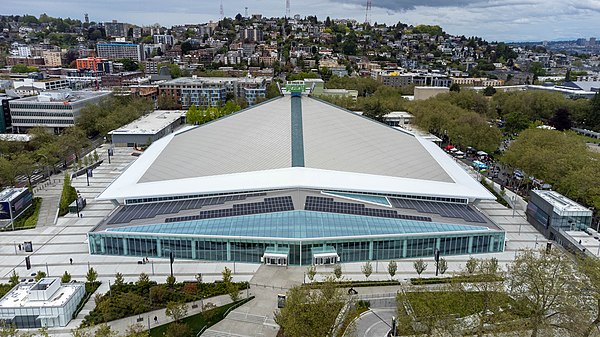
285;83;306;93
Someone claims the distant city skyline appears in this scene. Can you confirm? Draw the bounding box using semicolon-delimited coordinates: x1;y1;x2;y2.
2;0;600;42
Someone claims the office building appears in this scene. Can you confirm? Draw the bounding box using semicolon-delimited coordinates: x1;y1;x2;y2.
97;42;144;62
380;72;451;88
9;90;111;134
104;20;128;37
0;278;85;328
527;190;593;238
158;76;269;107
109;110;186;147
76;57;112;73
89;90;505;266
0;187;33;224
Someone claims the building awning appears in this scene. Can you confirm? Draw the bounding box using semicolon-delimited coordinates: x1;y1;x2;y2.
0;314;16;320
311;246;339;258
263;246;289;258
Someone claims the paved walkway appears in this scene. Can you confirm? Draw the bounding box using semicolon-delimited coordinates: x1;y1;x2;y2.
34;174;64;227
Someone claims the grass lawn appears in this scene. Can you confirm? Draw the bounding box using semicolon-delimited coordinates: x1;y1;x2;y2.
149;300;246;337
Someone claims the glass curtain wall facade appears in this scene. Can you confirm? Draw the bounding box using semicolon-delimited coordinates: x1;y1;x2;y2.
89;231;505;265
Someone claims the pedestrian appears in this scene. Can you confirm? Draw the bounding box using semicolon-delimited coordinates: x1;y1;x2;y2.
70;258;73;265
18;244;21;251
154;316;158;324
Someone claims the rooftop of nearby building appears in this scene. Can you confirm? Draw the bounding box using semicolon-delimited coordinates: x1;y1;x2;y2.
532;190;593;215
0;134;33;142
161;76;269;85
0;187;28;202
109;110;186;136
0;279;83;309
9;90;111;104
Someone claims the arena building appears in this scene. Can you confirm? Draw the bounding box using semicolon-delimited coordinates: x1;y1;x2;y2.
89;89;505;266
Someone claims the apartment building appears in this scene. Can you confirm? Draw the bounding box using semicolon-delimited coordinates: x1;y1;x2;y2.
96;42;144;62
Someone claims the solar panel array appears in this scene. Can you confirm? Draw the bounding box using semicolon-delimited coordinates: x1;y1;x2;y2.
108;193;266;224
304;196;432;222
165;196;294;223
388;198;487;223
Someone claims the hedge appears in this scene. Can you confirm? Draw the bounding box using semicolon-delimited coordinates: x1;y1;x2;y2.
59;173;78;216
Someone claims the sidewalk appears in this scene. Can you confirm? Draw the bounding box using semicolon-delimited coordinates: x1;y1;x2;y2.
34;174;64;227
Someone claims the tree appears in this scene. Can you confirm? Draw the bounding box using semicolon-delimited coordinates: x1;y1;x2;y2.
465;257;478;274
9;270;19;287
94;324;117;337
186;104;201;125
114;272;124;286
437;258;448;275
86;267;98;282
123;323;149;337
35;271;46;281
452;257;505;337
333;264;343;280
361;261;373;280
61;271;72;283
388;260;397;279
483;86;496;96
165;322;189;337
157;93;180;109
165;301;188;322
166;275;176;287
307;265;317;282
362;100;389;122
222;267;233;283
449;83;461;92
413;259;427;277
549;107;572;131
226;282;240;302
507;249;579;337
136;273;150;287
274;277;345;337
574;256;600;337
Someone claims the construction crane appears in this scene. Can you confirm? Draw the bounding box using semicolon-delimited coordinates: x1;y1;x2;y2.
220;0;224;21
365;0;372;25
245;7;248;18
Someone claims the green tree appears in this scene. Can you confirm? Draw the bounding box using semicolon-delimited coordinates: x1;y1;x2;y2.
274;277;345;337
333;264;342;280
165;301;188;322
94;323;117;337
388;260;397;279
9;270;19;287
507;249;579;337
449;83;461;92
165;322;189;337
307;265;317;281
136;273;150;287
549;107;572;131
413;259;427;277
86;267;98;282
114;272;124;286
186;104;201;125
35;271;46;281
123;323;148;337
166;275;176;287
222;267;233;283
61;271;72;283
574;256;600;337
466;257;478;274
361;261;373;280
483;86;496;96
437;257;448;275
362;100;389;122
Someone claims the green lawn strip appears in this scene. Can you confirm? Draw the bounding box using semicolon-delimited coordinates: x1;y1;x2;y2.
396;291;526;336
149;298;252;337
72;282;102;319
480;179;511;208
2;197;42;231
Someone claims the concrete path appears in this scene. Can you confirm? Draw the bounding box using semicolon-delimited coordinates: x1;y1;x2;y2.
34;174;64;227
352;308;395;337
203;265;304;337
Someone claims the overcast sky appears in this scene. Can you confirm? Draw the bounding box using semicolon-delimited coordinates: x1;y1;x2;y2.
3;0;600;41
